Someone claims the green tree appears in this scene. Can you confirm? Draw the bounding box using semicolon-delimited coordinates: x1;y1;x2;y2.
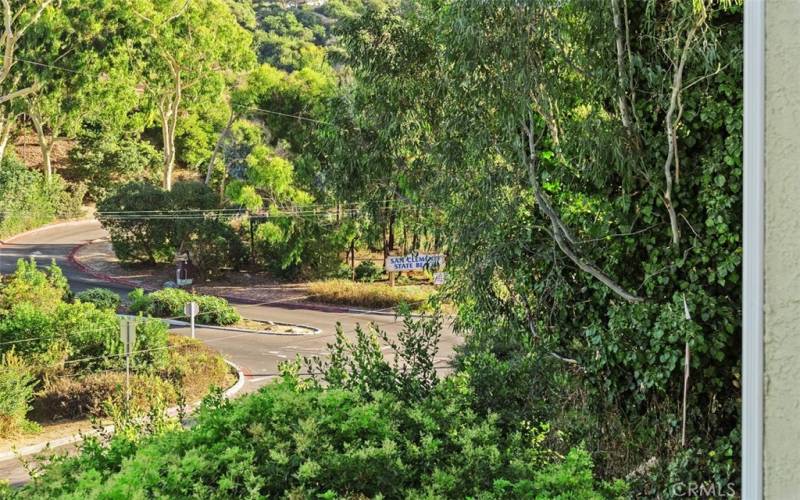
131;0;254;190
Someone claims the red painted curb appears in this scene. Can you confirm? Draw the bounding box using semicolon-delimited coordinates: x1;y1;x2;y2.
66;241;159;292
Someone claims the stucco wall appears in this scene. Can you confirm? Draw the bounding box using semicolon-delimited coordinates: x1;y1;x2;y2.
764;1;800;497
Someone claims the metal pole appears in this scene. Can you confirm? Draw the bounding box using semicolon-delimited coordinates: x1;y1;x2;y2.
191;306;196;339
125;321;131;405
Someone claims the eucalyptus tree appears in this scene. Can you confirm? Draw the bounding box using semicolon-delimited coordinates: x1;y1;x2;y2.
130;0;254;190
333;0;743;491
0;0;58;162
13;0;143;181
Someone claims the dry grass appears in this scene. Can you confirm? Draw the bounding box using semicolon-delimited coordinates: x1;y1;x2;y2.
30;335;234;423
307;279;434;310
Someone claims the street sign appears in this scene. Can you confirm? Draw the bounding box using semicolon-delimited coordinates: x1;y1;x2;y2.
184;301;199;339
433;272;448;286
119;319;137;353
184;301;199;317
385;254;445;272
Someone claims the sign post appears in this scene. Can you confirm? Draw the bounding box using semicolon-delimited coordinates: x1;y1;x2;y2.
184;301;199;339
119;318;137;405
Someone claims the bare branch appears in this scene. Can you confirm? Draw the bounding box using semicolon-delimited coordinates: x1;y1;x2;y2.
611;0;635;135
523;117;643;304
661;9;706;247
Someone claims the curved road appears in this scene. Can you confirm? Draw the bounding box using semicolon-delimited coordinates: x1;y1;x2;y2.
0;220;460;485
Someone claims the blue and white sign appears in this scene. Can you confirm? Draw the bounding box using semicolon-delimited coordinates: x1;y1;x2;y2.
385;254;445;272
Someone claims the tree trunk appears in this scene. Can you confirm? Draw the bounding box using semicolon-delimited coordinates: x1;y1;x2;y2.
349;238;356;280
205;113;235;185
0;112;13;163
160;69;182;191
388;208;396;251
30;112;53;182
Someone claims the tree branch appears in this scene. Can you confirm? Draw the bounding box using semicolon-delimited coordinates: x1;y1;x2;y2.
523;117;643;304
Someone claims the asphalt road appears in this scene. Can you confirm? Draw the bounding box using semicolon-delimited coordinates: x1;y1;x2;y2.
0;219;461;487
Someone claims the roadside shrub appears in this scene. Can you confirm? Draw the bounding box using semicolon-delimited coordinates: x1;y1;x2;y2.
75;288;121;311
256;215;352;279
0;352;38;436
134;288;240;326
49;176;86;220
97;182;175;264
162;336;232;402
16;374;626;498
99;180;247;272
0;156;55;239
181;219;247;279
355;260;382;282
31;371;177;422
126;288;152;314
69;132;162;201
0;258;70;314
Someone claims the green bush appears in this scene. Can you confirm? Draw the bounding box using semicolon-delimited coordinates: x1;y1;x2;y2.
127;288;153;314
15;375;626;499
97;182;175;264
181;219;248;279
75;288;121;311
132;288;240;326
354;260;382;282
0;258;70;314
0;156;81;239
0;352;38;437
255;215;352;280
69;132;163;201
98;181;247;275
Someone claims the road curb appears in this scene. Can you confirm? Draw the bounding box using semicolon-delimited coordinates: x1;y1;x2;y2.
0;358;247;463
118;314;321;337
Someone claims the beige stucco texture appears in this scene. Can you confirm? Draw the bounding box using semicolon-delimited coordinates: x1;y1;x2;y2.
764;1;800;497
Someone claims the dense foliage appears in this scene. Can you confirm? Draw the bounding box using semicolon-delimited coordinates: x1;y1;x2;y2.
128;288;241;326
12;317;627;499
0;260;170;435
0;156;83;239
74;288;121;311
328;0;743;494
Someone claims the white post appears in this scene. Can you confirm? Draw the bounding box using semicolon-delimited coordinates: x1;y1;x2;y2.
185;301;199;339
743;1;765;498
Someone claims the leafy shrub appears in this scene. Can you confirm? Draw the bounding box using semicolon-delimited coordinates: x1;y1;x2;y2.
99;181;247;274
97;182;175;264
75;288;121;311
0;352;38;436
180;219;248;279
16;374;625;499
132;288;240;326
162;336;233;402
0;258;70;314
69;132;162;201
307;312;443;402
126;288;152;314
30;371;178;422
307;279;432;309
255;215;353;279
354;259;382;282
0;156;72;239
